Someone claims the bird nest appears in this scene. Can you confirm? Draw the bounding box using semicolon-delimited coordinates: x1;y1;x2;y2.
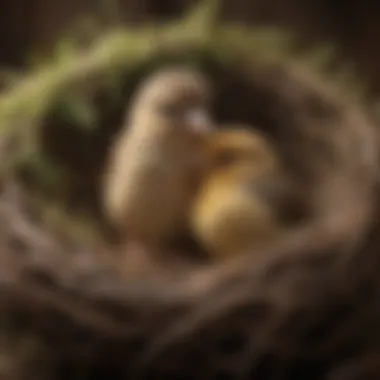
1;17;380;380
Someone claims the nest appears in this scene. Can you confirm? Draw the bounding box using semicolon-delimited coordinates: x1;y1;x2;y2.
1;8;380;379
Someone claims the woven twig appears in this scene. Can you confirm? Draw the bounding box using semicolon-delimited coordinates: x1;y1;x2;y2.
1;57;380;380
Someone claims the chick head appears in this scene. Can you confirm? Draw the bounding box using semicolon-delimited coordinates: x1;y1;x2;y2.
128;66;214;140
206;126;280;176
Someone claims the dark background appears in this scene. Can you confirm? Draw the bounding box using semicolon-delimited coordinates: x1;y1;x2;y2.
1;0;380;93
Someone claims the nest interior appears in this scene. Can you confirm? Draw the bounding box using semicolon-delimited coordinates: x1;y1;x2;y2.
2;28;380;380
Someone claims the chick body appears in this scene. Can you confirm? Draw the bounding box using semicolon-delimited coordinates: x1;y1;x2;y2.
191;127;286;259
103;67;214;245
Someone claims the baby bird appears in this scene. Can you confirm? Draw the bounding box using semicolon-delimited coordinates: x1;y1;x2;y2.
191;126;289;260
103;66;214;248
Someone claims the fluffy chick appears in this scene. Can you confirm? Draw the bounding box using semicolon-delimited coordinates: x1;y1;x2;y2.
103;66;214;247
191;126;289;260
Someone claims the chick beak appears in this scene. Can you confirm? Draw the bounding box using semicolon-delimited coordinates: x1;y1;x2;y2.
185;109;214;134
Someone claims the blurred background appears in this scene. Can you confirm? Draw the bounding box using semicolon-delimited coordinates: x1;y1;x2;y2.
1;0;379;94
1;3;379;379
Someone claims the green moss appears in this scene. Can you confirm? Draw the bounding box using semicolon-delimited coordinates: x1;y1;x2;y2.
0;0;360;136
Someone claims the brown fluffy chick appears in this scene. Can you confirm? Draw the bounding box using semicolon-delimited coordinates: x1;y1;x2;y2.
102;66;214;248
191;126;290;260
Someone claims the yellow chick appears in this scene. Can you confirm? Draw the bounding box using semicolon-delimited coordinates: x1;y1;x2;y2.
191;126;289;260
102;66;214;247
